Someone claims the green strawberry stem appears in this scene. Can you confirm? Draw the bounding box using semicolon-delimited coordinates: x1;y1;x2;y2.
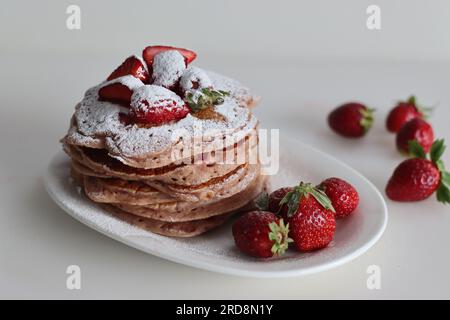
431;139;450;204
406;95;434;119
408;140;427;159
407;95;416;105
268;219;293;256
278;182;336;217
254;192;269;211
359;107;375;133
184;88;230;113
409;139;450;204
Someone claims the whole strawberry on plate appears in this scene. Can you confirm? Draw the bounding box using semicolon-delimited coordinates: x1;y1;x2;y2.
317;177;359;219
328;102;375;138
276;182;336;252
386;96;430;133
268;187;293;216
232;211;292;258
396;118;434;154
386;139;450;203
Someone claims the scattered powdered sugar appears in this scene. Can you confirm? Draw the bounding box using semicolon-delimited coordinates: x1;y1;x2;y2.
179;66;213;92
131;85;185;113
152;50;186;88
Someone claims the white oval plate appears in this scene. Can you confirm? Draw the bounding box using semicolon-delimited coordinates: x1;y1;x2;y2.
44;138;387;278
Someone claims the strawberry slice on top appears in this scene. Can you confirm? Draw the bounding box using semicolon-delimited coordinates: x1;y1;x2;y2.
107;56;149;83
129;85;190;125
142;45;197;67
98;75;143;106
151;50;186;89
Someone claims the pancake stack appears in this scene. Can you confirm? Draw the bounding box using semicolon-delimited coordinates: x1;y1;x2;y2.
62;66;265;237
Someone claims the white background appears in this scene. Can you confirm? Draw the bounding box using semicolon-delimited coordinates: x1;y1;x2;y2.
3;0;450;60
1;0;450;299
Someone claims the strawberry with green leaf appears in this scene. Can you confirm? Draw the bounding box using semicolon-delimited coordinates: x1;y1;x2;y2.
328;102;375;138
386;139;450;204
396;118;434;154
276;182;337;252
232;211;293;258
317;177;359;219
386;96;432;133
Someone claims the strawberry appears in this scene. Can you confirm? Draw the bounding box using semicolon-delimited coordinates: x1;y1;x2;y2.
267;187;293;216
278;182;336;252
118;112;131;125
232;211;292;258
386;96;427;133
386;139;450;203
98;76;143;106
129;85;190;125
396;118;434;154
179;66;213;93
151;50;186;89
317;177;359;219
107;56;149;83
98;83;134;106
142;45;197;68
328;102;375;138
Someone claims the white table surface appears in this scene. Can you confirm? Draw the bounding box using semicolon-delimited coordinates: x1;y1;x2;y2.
1;52;449;299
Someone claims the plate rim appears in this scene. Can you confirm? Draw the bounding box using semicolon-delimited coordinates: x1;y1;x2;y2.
44;138;388;278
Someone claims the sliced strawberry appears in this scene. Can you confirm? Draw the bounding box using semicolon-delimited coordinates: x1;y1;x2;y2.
98;83;133;106
130;85;190;125
151;50;186;89
179;66;213;93
142;45;197;67
131;99;190;125
107;56;149;83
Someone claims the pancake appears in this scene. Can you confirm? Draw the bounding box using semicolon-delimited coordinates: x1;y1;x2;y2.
66;71;259;170
83;174;266;221
82;174;176;205
100;204;233;237
63;130;258;186
62;55;262;237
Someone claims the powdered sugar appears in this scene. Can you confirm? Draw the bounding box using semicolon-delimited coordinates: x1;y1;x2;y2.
71;70;257;161
152;50;186;88
133;54;149;73
131;85;185;113
180;66;213;92
206;71;253;105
